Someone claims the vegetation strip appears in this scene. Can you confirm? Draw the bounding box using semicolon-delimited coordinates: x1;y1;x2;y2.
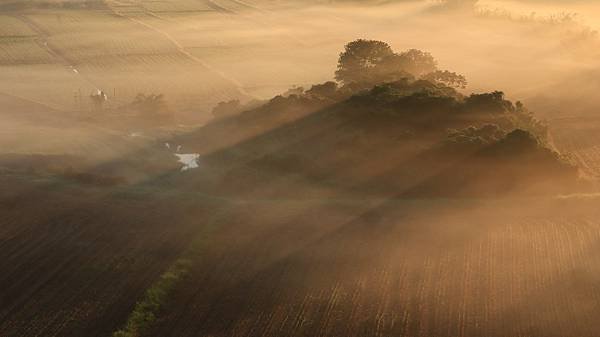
112;259;192;337
112;207;226;337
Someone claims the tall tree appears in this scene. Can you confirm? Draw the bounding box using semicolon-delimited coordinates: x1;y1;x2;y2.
335;39;394;85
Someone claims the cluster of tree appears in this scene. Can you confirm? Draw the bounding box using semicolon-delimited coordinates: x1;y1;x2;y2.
341;79;549;139
209;82;352;128
207;42;552;161
441;125;576;178
484;129;544;154
212;99;243;120
404;127;578;197
212;99;264;120
209;39;547;141
477;129;577;179
335;39;467;89
446;124;506;146
462;92;548;140
198;38;580;196
129;93;173;123
210;39;468;122
209;39;551;147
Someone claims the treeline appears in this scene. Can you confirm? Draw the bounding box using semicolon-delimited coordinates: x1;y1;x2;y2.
216;39;546;140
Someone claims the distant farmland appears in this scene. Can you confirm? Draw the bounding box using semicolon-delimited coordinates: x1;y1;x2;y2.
0;0;342;119
0;0;260;117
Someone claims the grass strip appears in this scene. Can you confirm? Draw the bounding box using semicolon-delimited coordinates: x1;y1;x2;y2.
112;206;226;337
112;259;192;337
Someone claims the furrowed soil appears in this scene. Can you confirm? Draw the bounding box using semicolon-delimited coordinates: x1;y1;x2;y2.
1;115;600;337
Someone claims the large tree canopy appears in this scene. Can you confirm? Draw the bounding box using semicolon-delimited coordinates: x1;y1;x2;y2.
397;49;437;77
334;39;395;85
335;39;466;89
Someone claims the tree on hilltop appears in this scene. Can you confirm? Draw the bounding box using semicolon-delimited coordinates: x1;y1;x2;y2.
335;39;466;89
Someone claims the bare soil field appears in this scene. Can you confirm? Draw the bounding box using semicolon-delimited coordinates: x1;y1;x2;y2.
146;199;600;337
0;175;209;337
4;164;600;337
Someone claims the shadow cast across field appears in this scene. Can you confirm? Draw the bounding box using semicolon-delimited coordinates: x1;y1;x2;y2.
0;100;416;336
0;93;591;336
143;195;584;337
105;120;590;336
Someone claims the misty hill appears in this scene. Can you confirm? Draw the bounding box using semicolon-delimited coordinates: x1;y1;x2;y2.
0;39;578;197
168;40;578;198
